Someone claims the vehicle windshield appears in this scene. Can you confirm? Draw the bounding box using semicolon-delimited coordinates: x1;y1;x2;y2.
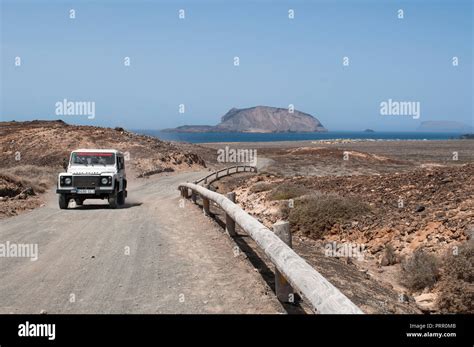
70;152;116;166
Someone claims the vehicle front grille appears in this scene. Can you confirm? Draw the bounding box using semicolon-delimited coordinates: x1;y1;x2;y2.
72;176;101;188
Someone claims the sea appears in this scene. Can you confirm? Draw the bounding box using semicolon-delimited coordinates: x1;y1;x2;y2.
133;130;465;144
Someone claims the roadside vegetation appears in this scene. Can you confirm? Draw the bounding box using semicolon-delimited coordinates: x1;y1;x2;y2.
401;248;440;290
398;244;473;313
283;192;371;239
267;182;306;200
249;181;273;193
437;243;474;313
0;165;58;197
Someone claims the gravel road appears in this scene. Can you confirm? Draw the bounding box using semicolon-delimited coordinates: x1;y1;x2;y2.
0;171;282;314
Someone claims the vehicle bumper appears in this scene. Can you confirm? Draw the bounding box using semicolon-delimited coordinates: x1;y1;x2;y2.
56;188;115;195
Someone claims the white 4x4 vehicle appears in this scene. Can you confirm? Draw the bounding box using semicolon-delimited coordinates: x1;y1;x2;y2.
56;149;127;209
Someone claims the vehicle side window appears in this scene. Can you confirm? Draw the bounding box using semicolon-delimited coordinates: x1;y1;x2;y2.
117;157;124;170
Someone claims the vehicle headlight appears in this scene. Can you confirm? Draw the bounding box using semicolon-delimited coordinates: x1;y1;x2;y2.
101;177;109;185
60;176;72;186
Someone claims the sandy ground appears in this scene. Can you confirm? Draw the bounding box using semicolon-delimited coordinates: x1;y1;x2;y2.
1;124;472;314
200;139;473;176
0;171;283;314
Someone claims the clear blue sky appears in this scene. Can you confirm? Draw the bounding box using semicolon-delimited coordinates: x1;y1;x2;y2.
1;0;472;131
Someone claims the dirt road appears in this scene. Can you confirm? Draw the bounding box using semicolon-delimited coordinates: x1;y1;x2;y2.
0;171;282;313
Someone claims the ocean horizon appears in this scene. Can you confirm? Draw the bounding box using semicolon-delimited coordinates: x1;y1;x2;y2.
133;130;466;144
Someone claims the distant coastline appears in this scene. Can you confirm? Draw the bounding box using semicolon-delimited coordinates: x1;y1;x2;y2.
134;130;468;144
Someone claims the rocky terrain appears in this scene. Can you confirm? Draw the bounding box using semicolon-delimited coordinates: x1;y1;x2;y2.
209;141;473;313
164;106;327;133
0;120;212;218
223;165;473;256
2;120;472;313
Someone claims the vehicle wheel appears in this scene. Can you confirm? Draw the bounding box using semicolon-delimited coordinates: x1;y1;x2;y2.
108;193;118;209
59;194;69;209
117;191;125;205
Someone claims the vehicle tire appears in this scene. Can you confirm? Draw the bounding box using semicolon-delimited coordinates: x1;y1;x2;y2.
108;193;118;209
59;194;68;209
117;190;125;205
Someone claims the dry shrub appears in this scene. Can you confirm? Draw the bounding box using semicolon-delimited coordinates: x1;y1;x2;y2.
0;165;58;196
437;243;474;313
287;192;371;239
437;281;473;313
268;182;306;201
381;244;398;266
401;248;440;290
249;182;272;193
0;174;23;197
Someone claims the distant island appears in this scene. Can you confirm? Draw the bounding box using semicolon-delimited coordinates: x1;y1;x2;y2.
417;121;473;132
163;106;327;133
364;129;375;133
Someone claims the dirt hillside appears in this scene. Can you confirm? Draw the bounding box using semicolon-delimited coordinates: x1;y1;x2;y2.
0;120;210;218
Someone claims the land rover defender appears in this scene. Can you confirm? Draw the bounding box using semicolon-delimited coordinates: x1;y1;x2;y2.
56;149;127;209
